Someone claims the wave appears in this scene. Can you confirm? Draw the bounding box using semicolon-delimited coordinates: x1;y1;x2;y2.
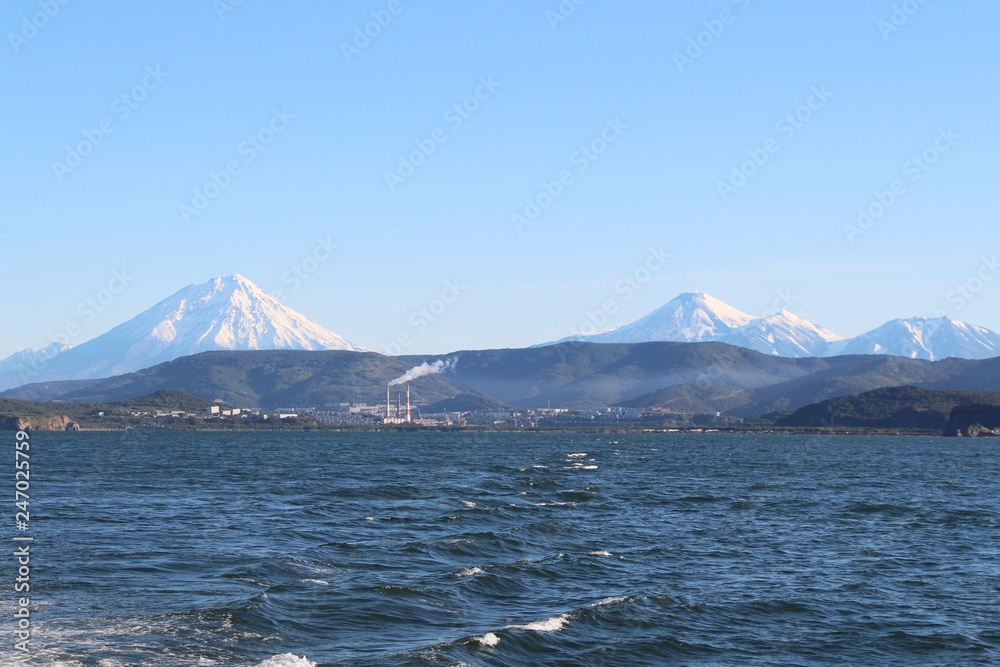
591;596;629;606
474;631;500;647
256;656;317;667
507;612;571;633
33;432;1000;667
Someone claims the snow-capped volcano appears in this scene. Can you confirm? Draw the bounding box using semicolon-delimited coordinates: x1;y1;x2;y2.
834;317;1000;361
543;292;830;354
125;274;364;355
0;342;71;390
540;292;999;361
0;274;365;390
614;291;755;342
563;292;755;345
719;310;844;358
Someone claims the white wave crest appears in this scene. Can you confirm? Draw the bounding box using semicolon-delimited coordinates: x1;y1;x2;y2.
476;632;500;646
256;654;317;667
591;596;628;606
508;612;570;632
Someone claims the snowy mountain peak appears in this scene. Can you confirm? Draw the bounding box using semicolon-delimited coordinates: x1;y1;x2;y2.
839;316;1000;361
0;342;71;386
757;310;843;337
537;292;753;346
539;293;997;361
719;310;844;357
669;292;755;330
586;292;755;345
122;274;367;355
0;341;71;362
0;275;367;391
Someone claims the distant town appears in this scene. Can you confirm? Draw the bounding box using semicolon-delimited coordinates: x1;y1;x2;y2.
110;399;736;431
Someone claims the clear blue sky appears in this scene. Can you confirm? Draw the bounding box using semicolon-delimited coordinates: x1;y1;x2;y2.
2;0;998;358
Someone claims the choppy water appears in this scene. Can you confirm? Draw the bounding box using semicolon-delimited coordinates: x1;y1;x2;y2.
4;431;999;666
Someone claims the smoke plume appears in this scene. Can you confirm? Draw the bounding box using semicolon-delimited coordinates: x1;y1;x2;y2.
388;357;457;386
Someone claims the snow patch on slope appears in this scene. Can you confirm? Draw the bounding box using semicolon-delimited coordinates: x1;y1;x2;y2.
720;310;844;357
839;316;1000;361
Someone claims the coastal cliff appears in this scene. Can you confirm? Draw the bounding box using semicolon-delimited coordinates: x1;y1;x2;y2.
945;405;1000;437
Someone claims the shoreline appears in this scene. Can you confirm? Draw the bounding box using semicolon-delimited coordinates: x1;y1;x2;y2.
9;425;980;437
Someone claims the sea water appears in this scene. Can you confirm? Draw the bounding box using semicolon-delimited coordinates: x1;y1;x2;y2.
3;431;999;666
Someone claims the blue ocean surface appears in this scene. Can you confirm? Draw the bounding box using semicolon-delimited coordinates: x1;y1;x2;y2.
4;431;999;666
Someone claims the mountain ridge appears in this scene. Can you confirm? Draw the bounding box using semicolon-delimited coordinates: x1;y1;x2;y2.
3;284;998;396
5;343;998;417
541;292;998;361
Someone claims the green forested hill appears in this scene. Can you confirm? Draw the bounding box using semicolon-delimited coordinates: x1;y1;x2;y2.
0;390;221;430
3;344;999;417
776;386;1000;431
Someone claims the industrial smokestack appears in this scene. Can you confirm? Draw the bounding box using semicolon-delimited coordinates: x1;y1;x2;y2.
406;384;412;423
386;385;391;421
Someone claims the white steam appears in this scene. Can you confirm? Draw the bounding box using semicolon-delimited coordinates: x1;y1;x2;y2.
388;358;457;386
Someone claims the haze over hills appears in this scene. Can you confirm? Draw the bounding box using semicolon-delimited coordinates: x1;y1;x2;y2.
0;275;365;391
1;350;486;410
543;292;999;361
6;343;999;418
